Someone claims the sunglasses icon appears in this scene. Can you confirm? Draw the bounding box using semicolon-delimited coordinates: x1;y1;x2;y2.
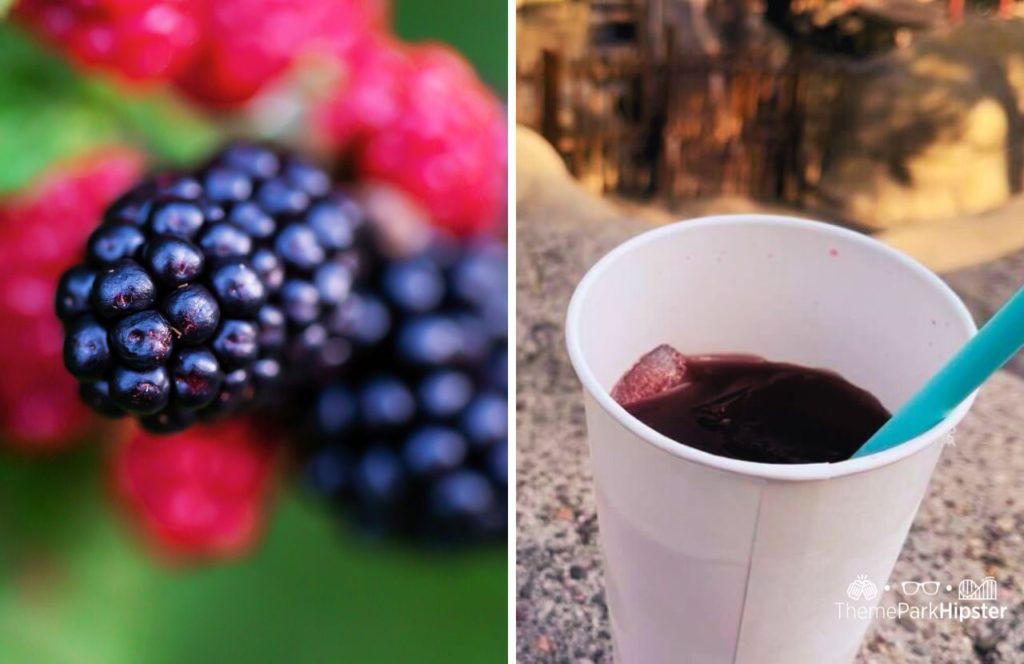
901;581;941;596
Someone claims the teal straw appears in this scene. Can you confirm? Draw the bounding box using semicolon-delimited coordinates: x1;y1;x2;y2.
853;282;1024;458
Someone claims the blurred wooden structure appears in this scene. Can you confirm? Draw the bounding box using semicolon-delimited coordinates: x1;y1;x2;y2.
517;0;1024;205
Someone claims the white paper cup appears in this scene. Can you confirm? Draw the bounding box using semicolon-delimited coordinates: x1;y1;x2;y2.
565;216;977;664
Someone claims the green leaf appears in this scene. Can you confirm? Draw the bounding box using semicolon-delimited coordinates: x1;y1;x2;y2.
0;447;506;664
0;24;220;196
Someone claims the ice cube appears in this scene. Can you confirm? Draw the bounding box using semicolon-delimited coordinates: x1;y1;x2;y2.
611;344;688;406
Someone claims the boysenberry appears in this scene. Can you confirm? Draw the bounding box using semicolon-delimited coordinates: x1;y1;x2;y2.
144;236;205;287
162;284;221;345
293;237;507;544
63;315;112;380
91;261;157;319
87;224;146;266
111;310;174;370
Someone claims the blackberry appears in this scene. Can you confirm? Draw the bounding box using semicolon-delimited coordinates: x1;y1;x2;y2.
298;237;507;545
56;142;369;432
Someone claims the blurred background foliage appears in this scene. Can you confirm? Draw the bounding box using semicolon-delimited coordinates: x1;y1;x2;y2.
0;1;508;662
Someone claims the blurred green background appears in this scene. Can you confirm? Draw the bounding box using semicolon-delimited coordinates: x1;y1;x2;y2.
0;2;508;662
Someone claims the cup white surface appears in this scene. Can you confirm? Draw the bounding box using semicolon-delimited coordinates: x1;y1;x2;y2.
566;216;977;664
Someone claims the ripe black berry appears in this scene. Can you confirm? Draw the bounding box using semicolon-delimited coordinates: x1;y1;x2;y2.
211;319;259;369
63;315;111;380
210;262;266;317
204;166;253;204
228;202;275;239
111;310;174;369
87;224;146;266
162;284;221;345
200;223;253;264
275;224;324;270
110;365;171;415
55;266;96;323
57;142;368;433
91;261;157;319
294;237;507;545
144;236;205;287
171;348;224;409
148;199;205;238
79;379;123;418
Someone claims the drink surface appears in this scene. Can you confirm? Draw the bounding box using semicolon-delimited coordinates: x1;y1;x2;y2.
611;345;891;464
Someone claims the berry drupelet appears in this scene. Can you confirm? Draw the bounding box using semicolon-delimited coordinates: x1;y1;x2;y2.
300;236;508;545
56;142;368;433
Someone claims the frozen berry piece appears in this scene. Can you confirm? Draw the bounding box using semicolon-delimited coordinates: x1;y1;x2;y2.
88;224;146;266
111;310;174;370
110;365;171;415
63;315;112;380
144;236;205;288
55;266;97;323
171;348;223;410
610;344;689;406
92;261;157;319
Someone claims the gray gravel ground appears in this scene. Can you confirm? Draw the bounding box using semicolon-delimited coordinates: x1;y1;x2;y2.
515;212;1024;663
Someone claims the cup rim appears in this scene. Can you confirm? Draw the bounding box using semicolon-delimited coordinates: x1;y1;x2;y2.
565;214;979;482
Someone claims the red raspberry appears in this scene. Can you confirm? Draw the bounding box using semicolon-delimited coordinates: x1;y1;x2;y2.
313;34;410;150
114;420;277;560
0;148;142;452
14;0;203;82
172;0;388;107
318;40;507;237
